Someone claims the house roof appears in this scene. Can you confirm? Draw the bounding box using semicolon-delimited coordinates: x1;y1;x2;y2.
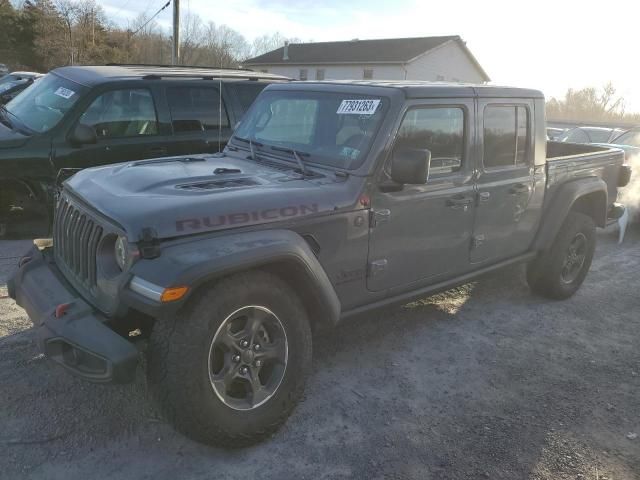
243;36;490;81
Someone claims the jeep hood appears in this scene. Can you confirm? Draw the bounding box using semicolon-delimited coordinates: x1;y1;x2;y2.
66;153;364;241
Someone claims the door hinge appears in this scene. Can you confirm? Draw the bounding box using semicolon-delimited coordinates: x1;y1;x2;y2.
471;234;485;249
369;209;391;227
368;259;388;277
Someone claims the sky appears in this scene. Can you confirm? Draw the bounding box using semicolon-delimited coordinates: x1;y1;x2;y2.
102;0;640;112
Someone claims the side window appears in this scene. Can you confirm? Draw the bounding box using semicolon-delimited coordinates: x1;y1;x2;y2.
395;107;465;177
167;87;230;134
232;83;268;114
80;89;158;138
483;105;530;168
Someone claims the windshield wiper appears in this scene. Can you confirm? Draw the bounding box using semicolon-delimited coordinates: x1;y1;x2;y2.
269;145;311;177
0;105;33;135
233;136;263;161
0;106;14;130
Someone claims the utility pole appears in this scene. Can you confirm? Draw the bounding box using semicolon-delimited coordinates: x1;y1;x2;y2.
171;0;180;65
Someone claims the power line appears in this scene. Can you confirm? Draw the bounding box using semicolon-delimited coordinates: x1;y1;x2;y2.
130;0;171;36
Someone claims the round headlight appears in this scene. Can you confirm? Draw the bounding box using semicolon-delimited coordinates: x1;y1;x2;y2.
114;235;128;271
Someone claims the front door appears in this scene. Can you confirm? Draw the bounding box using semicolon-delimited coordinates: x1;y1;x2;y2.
470;100;536;264
367;100;476;292
164;85;233;156
53;87;174;172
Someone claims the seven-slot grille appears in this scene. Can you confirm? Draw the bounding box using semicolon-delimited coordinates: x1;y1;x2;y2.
54;195;103;288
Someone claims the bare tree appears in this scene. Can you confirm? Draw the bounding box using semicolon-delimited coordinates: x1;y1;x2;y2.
54;0;78;64
546;83;639;123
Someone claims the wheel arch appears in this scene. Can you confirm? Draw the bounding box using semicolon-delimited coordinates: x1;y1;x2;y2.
131;229;342;330
533;177;608;252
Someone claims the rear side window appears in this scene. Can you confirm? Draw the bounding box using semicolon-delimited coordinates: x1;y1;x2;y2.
80;88;158;138
167;87;229;134
483;105;530;168
395;107;465;176
232;83;268;113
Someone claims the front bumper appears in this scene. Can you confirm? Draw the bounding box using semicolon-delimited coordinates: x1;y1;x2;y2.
8;246;138;383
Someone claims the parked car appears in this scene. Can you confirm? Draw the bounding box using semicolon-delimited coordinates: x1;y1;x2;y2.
0;64;288;237
0;64;9;77
0;71;43;105
559;126;623;144
610;128;640;149
546;126;566;140
9;81;630;447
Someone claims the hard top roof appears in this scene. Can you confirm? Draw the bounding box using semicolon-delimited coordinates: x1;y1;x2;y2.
267;80;544;99
51;64;289;87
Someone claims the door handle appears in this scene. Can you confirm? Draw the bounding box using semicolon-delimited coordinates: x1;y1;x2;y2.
446;195;473;209
509;183;529;195
478;191;491;203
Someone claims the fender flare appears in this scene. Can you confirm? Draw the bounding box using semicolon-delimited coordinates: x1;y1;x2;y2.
533;177;608;251
129;229;341;328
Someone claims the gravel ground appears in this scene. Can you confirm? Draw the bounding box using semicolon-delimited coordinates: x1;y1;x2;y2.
0;227;639;480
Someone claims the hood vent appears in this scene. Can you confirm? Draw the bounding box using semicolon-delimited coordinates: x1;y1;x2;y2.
176;177;261;190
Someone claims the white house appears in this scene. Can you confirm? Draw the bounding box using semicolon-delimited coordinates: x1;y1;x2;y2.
242;35;489;83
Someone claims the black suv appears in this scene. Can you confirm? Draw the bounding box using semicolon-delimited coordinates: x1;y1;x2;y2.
0;64;288;237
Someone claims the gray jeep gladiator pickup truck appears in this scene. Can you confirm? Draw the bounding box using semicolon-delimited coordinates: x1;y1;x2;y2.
9;81;631;447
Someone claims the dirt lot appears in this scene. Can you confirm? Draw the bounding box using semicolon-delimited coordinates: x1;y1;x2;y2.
1;228;639;480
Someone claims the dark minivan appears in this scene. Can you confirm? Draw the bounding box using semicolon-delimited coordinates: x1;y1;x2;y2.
0;64;288;237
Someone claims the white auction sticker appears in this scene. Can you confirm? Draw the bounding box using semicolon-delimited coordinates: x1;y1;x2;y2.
54;87;75;99
336;99;380;115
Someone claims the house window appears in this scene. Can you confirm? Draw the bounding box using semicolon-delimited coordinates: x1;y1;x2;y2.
363;68;373;80
436;75;445;81
299;69;308;81
316;69;325;80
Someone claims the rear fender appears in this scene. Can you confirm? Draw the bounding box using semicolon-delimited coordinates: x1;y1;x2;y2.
129;229;341;328
533;177;608;251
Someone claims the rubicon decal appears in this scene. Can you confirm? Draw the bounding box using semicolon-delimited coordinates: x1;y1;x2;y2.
176;204;320;232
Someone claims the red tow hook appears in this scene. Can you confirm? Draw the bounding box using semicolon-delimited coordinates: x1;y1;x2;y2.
18;256;32;268
55;303;73;318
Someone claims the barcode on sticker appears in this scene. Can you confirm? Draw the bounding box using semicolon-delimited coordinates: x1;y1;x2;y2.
337;99;380;115
54;87;75;99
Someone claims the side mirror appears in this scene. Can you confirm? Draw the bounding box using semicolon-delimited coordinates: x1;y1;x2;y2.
390;148;431;185
69;123;97;146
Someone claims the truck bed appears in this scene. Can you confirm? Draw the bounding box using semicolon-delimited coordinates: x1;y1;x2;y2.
546;141;625;211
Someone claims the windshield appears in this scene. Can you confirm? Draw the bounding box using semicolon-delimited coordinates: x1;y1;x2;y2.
5;73;87;133
612;130;640;147
232;90;388;170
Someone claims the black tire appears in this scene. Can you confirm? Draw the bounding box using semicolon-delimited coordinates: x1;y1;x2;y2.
147;270;312;447
527;212;596;300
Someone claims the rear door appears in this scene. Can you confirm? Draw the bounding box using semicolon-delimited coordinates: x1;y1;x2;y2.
470;100;538;264
164;84;233;156
367;99;476;292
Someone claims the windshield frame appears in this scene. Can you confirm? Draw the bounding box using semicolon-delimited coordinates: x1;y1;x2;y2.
230;89;390;172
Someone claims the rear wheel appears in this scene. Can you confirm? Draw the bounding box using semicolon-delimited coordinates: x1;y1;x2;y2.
147;270;312;447
527;212;596;299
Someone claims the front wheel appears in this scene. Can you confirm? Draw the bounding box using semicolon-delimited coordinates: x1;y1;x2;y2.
527;212;596;300
147;270;312;447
